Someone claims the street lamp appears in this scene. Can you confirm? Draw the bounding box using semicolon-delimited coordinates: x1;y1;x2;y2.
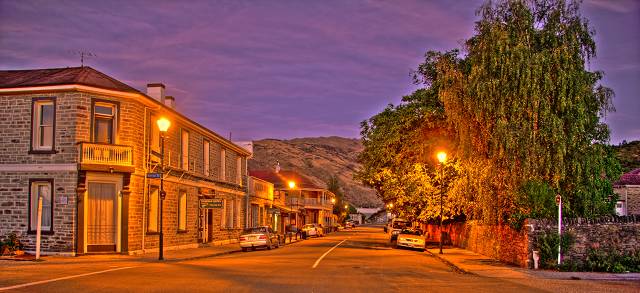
288;181;296;226
437;151;447;254
331;198;336;204
157;117;170;260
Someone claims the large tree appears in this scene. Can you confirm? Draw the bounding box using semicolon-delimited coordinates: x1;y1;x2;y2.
431;0;620;223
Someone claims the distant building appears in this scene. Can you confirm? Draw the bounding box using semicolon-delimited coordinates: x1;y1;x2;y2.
613;168;640;216
249;169;335;230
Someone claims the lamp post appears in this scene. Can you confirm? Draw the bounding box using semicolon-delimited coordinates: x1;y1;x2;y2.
288;180;296;226
437;151;447;254
157;117;171;260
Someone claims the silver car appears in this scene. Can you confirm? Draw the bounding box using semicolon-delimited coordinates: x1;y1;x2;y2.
239;226;280;251
396;229;426;251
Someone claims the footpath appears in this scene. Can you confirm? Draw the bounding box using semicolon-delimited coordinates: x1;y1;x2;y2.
427;247;640;282
1;236;305;266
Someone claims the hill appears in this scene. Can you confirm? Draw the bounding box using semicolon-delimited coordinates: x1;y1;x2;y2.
248;137;381;207
614;140;640;173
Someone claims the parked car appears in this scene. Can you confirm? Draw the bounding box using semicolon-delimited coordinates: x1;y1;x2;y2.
302;223;324;237
396;229;426;251
345;221;355;229
239;226;280;251
388;218;411;242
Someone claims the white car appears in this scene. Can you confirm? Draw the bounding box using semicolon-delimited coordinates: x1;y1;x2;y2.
302;223;324;237
396;229;426;251
239;226;280;251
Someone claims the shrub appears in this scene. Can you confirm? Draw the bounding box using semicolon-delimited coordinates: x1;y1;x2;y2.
535;232;574;269
583;249;640;273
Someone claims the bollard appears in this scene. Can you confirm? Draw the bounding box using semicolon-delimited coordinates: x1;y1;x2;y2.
533;250;540;269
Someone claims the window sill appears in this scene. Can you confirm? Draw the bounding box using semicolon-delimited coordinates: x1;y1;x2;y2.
27;230;54;235
28;150;57;155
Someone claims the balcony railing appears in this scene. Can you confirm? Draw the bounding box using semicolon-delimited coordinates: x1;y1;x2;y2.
78;142;133;168
287;197;333;209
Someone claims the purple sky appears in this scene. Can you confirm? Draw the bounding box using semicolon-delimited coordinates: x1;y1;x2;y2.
1;0;638;143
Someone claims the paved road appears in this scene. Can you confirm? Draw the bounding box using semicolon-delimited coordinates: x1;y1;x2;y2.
1;226;638;292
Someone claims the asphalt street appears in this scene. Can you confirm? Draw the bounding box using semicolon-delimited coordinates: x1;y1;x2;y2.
0;226;638;292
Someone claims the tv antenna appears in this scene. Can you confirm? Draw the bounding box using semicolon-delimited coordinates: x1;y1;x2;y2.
71;51;96;67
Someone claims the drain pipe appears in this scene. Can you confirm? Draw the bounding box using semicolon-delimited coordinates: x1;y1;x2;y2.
141;106;149;253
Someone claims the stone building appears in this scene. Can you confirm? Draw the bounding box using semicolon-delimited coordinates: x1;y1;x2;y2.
0;67;251;255
249;168;335;231
614;168;640;216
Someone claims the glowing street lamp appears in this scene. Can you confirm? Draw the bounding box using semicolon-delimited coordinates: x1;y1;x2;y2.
288;181;296;189
331;198;336;204
157;117;171;260
437;151;447;255
287;181;296;226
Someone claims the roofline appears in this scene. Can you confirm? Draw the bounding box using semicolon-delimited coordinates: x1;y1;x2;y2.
0;84;252;156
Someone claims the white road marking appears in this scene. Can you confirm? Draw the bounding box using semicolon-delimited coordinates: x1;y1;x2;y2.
312;239;347;269
0;266;137;291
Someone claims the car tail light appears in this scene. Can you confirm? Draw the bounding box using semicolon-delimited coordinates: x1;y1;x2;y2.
239;236;247;241
258;235;267;240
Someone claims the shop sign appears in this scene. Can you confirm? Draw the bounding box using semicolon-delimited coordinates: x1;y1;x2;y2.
200;199;223;209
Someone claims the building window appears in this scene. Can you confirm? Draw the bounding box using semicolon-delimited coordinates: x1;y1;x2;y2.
228;199;235;228
178;191;187;231
203;140;210;176
220;148;226;181
181;129;189;170
31;99;55;151
236;157;242;185
235;198;241;228
93;102;117;144
150;115;160;153
29;180;53;232
221;199;227;228
147;187;159;233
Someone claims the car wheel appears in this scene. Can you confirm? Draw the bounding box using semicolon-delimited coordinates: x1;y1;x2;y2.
267;242;272;250
241;247;247;252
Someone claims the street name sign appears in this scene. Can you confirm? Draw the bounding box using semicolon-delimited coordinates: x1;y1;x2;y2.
146;173;162;179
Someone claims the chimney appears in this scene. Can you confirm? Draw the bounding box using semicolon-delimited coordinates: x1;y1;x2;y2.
146;83;165;103
164;96;175;109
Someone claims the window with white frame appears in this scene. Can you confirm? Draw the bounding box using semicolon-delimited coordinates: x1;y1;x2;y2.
178;191;187;231
147;187;159;233
227;199;234;228
181;129;189;170
235;198;241;228
236;157;242;185
220;148;226;181
93;102;117;144
30;180;53;232
31;99;55;151
203;140;210;176
150;115;160;153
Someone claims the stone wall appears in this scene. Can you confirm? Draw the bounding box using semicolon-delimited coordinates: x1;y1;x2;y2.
423;216;640;268
529;216;640;266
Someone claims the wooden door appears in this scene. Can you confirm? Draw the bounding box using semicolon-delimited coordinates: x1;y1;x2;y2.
87;182;117;252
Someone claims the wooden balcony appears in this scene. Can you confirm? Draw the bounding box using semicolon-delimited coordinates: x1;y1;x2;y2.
78;142;134;173
287;197;333;210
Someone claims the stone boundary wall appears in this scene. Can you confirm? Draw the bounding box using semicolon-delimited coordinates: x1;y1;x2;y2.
422;215;640;268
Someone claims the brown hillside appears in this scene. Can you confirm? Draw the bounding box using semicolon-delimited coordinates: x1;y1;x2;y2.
249;137;381;207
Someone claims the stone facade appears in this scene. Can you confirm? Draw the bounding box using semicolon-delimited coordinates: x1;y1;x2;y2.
614;185;640;215
423;216;640;268
0;72;251;255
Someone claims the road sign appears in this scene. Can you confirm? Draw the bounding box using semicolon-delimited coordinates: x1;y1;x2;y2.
555;194;561;205
200;199;223;209
146;173;162;179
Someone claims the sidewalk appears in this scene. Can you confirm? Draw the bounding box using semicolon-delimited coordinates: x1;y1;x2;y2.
427;247;640;282
2;237;305;265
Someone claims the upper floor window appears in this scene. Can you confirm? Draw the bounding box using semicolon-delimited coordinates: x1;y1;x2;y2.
236;157;242;185
93;102;117;144
150;114;160;153
220;148;226;181
181;129;189;170
203;140;210;176
31;99;55;151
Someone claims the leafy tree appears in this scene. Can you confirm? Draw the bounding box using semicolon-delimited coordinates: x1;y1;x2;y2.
431;0;620;222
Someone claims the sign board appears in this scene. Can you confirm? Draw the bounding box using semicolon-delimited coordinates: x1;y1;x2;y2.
200;199;223;209
146;173;162;179
268;207;280;215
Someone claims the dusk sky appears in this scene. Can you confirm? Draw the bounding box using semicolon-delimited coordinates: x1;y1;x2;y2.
1;0;638;143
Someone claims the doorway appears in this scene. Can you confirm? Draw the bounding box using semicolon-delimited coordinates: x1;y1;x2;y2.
87;182;117;252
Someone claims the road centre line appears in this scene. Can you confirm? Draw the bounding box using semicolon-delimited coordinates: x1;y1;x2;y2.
312;239;347;269
0;266;137;291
